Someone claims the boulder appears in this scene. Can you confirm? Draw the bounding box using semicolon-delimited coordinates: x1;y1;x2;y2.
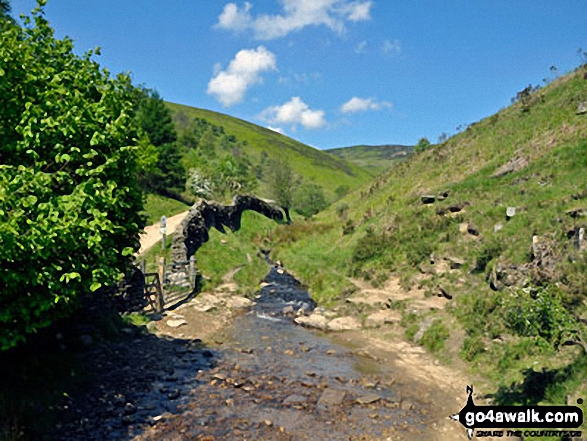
294;313;328;330
421;195;436;204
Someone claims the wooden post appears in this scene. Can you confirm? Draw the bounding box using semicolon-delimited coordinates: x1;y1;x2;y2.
189;255;196;289
156;256;166;312
140;259;146;275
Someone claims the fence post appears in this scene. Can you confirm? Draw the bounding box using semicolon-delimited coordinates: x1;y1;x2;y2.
189;256;197;289
140;259;146;275
156;256;166;312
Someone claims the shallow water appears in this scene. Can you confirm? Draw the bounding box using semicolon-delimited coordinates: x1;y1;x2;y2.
135;267;435;440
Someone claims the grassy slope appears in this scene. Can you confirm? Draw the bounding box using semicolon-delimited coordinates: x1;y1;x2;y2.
325;144;414;175
269;68;587;425
165;102;372;200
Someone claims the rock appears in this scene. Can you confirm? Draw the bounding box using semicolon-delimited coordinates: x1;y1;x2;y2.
283;394;307;405
421;195;436;204
467;225;480;236
260;282;272;288
400;399;414;410
365;310;401;327
506;206;516;220
124;403;136;415
413;316;435;343
446;256;465;269
167;389;181;400
492;156;529;178
317;389;346;409
225;296;253;309
494;223;503;232
294;313;328;330
282;305;295;315
327;316;361;331
166;319;187;328
577;101;587;115
566;208;587;218
192;293;223;312
356;394;381;405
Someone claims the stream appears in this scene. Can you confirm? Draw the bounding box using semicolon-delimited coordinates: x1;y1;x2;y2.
50;267;439;440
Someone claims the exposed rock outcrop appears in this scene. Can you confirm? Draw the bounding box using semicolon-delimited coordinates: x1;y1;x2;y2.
171;195;285;262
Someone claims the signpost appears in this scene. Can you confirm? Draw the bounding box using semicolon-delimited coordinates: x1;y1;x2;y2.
160;215;167;251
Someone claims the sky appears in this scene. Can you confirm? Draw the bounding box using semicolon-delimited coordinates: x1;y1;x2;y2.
10;0;587;149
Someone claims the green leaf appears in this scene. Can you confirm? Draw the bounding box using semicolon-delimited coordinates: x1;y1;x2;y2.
121;247;134;256
90;282;101;292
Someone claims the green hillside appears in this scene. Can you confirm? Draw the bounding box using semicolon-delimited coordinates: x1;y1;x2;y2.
325;144;414;175
269;67;587;418
165;102;372;201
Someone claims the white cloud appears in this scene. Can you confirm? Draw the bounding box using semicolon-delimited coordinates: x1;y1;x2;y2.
382;39;401;54
340;96;393;113
355;40;367;54
207;46;277;107
261;97;326;130
215;0;374;40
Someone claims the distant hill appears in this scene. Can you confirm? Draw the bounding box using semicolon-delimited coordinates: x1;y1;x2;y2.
325;144;414;175
165;102;372;201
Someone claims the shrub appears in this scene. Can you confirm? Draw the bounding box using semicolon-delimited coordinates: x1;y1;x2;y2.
0;4;144;350
499;288;578;348
420;319;450;353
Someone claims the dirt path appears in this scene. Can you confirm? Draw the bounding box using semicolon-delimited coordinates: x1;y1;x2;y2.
137;211;189;255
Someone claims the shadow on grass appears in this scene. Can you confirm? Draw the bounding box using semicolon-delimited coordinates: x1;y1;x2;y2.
487;354;587;406
0;299;216;441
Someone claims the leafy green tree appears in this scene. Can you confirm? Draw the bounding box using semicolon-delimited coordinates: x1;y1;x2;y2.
266;156;298;223
294;182;328;218
133;88;185;195
415;137;431;153
0;0;10;19
0;3;144;350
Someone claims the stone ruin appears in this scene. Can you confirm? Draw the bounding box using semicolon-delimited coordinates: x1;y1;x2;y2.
170;195;285;263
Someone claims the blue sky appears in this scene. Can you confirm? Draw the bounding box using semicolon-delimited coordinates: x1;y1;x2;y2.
11;0;587;149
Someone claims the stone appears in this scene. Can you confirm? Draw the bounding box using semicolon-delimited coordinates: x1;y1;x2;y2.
577;101;587;115
327;317;362;331
494;223;503;232
421;195;436;204
317;389;346;409
294;313;328;330
225;296;253;309
400;399;414;410
506;206;516;219
466;225;480;236
282;305;295;315
166;319;187;328
492;156;529;178
356;394;381;405
413;316;435;343
283;394;307;405
566;208;587;218
446;256;465;269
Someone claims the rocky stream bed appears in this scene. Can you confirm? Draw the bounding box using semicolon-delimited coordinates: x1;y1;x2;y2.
46;267;460;441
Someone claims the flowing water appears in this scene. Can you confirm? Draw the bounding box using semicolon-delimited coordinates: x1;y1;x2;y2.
52;267;439;440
